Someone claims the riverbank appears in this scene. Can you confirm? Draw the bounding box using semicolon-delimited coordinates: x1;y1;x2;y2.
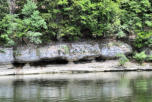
0;60;152;76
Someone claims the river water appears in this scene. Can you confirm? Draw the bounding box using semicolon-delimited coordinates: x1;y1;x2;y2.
0;72;152;102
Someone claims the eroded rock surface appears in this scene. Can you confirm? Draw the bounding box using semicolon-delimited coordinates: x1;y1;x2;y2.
14;42;101;63
0;48;14;69
68;42;100;61
0;48;14;64
39;44;69;60
100;41;132;59
8;41;133;64
14;46;40;63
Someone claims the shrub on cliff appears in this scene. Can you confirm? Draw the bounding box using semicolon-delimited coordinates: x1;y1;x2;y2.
0;0;9;20
0;0;152;45
134;31;152;49
35;0;122;41
0;0;47;46
120;0;152;34
133;51;147;64
117;54;129;67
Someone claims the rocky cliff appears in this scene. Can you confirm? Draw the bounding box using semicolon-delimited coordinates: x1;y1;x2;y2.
0;40;132;69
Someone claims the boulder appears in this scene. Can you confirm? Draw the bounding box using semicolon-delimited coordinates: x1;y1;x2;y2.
100;41;132;59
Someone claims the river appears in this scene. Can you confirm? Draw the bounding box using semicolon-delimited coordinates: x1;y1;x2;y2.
0;72;152;102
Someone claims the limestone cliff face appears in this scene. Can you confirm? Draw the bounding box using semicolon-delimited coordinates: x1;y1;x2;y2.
0;40;133;69
13;41;132;63
0;48;14;69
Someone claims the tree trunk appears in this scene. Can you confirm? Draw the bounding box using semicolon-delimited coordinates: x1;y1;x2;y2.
8;0;16;14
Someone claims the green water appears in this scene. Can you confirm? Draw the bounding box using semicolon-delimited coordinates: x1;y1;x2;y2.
0;72;152;102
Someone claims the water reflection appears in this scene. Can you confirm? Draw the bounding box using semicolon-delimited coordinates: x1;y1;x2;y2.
0;72;152;102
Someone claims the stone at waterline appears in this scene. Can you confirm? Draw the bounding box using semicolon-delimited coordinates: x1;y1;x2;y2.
100;41;132;59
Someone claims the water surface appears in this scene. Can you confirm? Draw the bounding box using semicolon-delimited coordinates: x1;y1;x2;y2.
0;72;152;102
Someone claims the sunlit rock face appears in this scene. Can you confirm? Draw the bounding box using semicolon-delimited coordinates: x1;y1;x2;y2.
13;41;132;63
100;41;132;59
0;48;14;64
14;42;101;63
14;46;40;63
68;42;100;61
39;44;69;60
39;42;100;62
0;48;14;69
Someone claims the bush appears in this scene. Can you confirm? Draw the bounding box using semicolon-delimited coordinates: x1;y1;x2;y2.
0;0;47;46
120;0;152;33
134;31;152;49
0;14;24;46
35;0;122;41
0;0;152;44
133;51;147;64
0;0;9;20
117;54;129;66
147;54;152;61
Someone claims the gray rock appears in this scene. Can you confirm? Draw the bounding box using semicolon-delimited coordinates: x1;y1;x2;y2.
0;48;14;64
68;42;100;61
14;46;40;63
39;42;100;62
100;41;132;59
145;48;152;55
15;42;101;63
14;41;132;63
144;48;152;61
39;44;69;60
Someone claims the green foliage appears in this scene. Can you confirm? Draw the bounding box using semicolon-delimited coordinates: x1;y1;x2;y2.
0;0;47;46
0;0;9;20
22;0;37;16
0;14;24;46
36;0;122;40
133;51;147;64
120;0;152;33
146;54;152;61
134;31;152;49
21;0;47;44
117;54;129;66
0;0;152;45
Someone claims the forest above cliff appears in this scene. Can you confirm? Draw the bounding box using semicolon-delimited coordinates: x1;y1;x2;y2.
0;0;152;50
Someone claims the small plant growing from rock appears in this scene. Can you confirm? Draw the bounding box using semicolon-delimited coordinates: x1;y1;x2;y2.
117;54;129;67
133;51;147;64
